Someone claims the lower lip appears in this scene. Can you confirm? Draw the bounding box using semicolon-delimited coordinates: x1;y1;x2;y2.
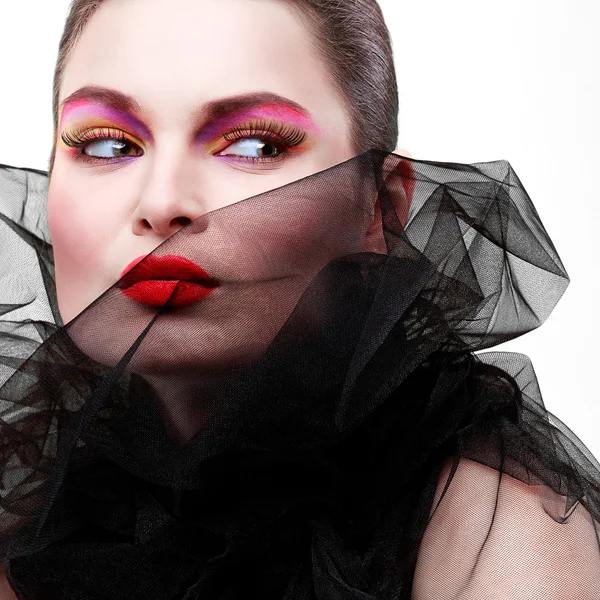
120;279;217;307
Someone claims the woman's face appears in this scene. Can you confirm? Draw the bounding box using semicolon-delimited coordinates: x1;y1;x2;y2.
49;0;385;373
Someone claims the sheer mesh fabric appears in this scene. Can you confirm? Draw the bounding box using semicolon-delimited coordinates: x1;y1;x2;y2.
0;150;598;599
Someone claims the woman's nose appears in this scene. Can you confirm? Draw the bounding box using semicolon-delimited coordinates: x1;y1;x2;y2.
131;153;204;238
133;211;194;237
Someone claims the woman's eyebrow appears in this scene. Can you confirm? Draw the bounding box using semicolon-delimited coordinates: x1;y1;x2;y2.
59;86;315;125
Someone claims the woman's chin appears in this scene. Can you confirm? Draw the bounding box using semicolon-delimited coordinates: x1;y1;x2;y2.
65;307;275;376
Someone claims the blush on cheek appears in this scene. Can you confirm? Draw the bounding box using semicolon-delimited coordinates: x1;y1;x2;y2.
47;176;110;317
48;178;91;266
48;174;111;256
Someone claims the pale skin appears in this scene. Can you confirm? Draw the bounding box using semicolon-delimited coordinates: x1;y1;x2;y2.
49;0;368;326
47;0;407;438
2;0;599;597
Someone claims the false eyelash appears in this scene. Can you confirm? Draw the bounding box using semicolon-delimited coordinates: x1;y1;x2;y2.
222;118;307;148
61;126;130;148
60;126;142;165
59;119;307;166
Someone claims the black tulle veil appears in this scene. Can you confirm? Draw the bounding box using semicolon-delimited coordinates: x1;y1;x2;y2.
0;149;598;599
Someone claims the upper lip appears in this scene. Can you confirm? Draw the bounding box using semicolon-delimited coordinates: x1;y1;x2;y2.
119;254;220;289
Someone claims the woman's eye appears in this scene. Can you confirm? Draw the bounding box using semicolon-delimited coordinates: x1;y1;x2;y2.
84;139;142;159
218;138;281;159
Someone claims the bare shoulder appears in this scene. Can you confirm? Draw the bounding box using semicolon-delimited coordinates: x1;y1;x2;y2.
0;563;18;600
411;456;600;599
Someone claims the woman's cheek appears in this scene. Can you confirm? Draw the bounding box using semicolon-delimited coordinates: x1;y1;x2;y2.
48;177;108;302
50;169;117;244
49;179;86;264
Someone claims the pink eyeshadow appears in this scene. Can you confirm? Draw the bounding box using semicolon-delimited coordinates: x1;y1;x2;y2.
59;100;319;148
60;100;152;140
197;104;320;143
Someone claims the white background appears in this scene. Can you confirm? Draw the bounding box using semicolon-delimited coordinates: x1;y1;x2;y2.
0;1;598;458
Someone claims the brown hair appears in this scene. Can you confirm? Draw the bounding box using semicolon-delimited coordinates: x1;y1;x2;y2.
48;0;399;176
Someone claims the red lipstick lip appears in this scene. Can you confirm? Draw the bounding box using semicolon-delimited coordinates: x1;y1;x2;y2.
118;254;219;307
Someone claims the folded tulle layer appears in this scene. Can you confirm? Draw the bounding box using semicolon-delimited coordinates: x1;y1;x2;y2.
0;150;597;599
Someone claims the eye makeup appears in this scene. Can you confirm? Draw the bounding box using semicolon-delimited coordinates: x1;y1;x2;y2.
204;118;308;163
58;95;319;165
61;126;144;165
59;99;152;143
196;104;320;145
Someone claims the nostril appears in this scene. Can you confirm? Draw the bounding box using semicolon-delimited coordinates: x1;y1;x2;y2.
174;216;192;227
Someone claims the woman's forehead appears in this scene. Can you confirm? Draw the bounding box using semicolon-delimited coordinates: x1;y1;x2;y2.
58;0;345;132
